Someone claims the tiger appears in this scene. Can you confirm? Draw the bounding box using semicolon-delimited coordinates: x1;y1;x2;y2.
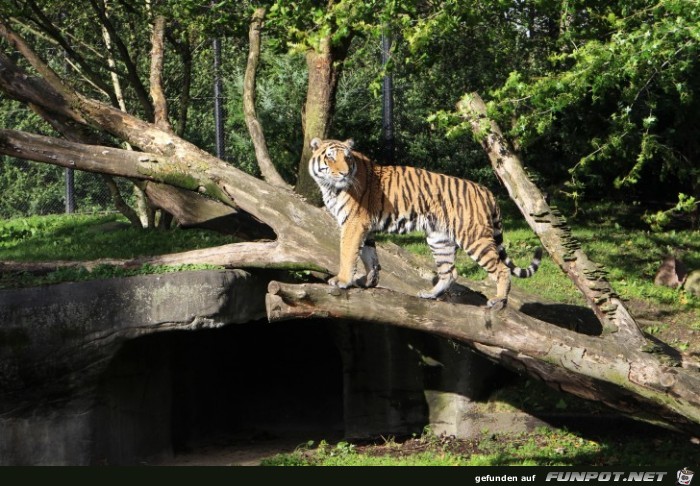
308;137;543;309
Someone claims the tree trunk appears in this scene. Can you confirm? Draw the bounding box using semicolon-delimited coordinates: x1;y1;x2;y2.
243;8;291;190
295;36;350;204
149;15;171;132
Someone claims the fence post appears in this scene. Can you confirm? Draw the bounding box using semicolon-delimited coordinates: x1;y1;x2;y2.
65;168;75;214
381;29;394;165
213;37;225;160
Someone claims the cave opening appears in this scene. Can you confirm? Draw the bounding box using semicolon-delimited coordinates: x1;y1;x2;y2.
96;319;344;462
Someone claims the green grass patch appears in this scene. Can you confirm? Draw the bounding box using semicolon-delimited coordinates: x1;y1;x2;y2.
0;213;234;288
0;213;234;262
261;425;700;467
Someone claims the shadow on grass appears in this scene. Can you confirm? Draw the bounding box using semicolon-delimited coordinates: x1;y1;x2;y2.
520;302;602;335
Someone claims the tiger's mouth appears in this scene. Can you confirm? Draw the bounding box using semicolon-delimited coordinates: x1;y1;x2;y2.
333;176;351;190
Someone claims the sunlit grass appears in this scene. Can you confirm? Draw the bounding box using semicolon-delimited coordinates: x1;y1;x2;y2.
261;425;699;467
377;216;700;312
0;213;235;262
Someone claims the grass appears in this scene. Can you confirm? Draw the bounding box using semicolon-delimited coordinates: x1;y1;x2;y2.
0;213;234;288
0;213;234;261
261;425;700;467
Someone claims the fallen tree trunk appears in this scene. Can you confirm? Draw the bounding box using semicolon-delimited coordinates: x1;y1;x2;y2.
267;281;700;436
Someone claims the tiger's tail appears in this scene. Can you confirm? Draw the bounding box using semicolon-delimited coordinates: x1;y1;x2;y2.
492;209;543;278
501;245;543;278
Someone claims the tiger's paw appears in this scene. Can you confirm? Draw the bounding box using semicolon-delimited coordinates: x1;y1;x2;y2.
418;289;440;299
362;268;380;288
328;276;354;289
486;298;507;311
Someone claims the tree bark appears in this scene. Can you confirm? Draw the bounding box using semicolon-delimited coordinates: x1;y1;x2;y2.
149;15;171;131
86;0;154;120
102;174;142;227
295;35;351;204
456;93;643;345
143;182;275;238
243;8;291;190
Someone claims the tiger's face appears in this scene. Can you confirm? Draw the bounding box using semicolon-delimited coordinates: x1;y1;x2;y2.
309;138;356;190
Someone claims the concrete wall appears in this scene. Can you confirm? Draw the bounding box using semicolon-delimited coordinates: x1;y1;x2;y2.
0;270;499;465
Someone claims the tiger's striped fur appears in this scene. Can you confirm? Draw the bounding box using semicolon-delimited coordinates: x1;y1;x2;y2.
308;138;542;309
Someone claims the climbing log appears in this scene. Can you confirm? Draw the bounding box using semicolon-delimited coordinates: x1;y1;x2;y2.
267;281;700;436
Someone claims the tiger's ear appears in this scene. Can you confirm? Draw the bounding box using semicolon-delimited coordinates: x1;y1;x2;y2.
344;139;355;149
310;138;321;150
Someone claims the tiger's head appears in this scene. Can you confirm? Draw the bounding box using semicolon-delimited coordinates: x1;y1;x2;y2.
308;138;356;191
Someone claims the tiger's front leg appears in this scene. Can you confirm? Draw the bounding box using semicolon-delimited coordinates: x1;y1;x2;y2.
329;222;369;289
359;239;381;288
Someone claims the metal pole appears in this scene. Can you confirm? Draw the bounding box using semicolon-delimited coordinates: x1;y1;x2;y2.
213;38;225;159
381;29;394;165
63;43;76;214
65;168;75;213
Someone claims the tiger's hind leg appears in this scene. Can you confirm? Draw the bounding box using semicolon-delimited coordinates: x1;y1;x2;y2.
463;235;511;310
418;232;457;299
358;239;381;287
486;261;511;311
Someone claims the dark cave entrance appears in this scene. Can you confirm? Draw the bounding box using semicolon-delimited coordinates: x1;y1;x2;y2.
97;319;344;460
168;320;345;451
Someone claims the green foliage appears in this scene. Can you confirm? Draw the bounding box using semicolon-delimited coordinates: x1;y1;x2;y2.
485;0;700;204
3;0;700;225
643;193;698;231
266;0;393;52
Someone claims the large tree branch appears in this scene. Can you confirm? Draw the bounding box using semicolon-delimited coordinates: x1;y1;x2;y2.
0;240;316;275
267;281;700;436
170;34;192;137
457;92;644;346
243;8;291;190
0;20;81;107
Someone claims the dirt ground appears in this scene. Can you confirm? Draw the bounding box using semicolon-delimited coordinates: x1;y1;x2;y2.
150;430;344;466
